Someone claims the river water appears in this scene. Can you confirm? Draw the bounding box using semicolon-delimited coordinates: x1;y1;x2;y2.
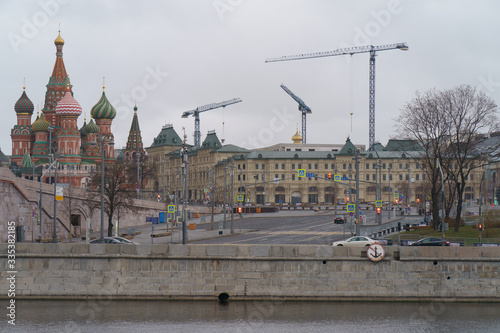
4;300;500;333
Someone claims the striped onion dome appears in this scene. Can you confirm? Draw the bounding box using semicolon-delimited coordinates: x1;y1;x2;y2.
14;87;34;114
55;85;82;116
91;88;116;120
32;113;50;132
85;118;100;134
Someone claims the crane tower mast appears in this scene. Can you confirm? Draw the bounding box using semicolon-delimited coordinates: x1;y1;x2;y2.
266;42;408;150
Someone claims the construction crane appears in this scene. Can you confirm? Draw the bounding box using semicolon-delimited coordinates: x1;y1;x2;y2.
181;98;242;148
266;42;409;150
280;84;311;144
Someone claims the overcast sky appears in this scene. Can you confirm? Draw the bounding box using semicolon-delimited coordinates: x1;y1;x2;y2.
1;0;499;155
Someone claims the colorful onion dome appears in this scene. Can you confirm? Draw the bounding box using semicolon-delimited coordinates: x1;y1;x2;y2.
91;87;116;120
55;85;82;116
14;87;34;114
85;118;100;134
32;113;50;132
54;31;64;45
292;127;302;144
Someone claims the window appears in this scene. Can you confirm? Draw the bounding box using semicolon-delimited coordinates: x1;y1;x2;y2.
281;174;285;180
298;164;302;169
262;164;265;170
314;164;318;170
349;163;352;170
416;163;420;169
238;164;241;169
308;163;312;169
372;174;376;181
292;174;295;180
292;164;295;169
275;164;279;169
331;164;335;169
389;174;392;181
366;175;370;181
243;175;246;181
366;163;370;169
255;174;259;181
399;174;403;181
383;174;386;181
262;174;266;181
343;163;346;170
389;163;392;169
282;163;285;169
406;174;409;180
275;174;279;179
383;163;386;169
416;174;419;181
243;164;246;170
471;174;474;181
238;174;241;181
422;173;425;181
399;163;402;169
373;163;376;169
325;164;328;169
255;164;259;170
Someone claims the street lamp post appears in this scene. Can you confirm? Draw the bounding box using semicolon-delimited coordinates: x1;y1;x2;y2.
48;125;53;184
136;152;141;199
162;157;166;202
52;159;58;243
223;162;227;229
230;160;235;234
334;166;338;217
354;150;360;236
437;159;445;240
39;159;58;243
388;166;392;219
407;164;411;215
100;138;106;241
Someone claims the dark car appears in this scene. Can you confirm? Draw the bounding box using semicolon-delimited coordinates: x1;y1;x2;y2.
410;237;450;246
334;216;345;224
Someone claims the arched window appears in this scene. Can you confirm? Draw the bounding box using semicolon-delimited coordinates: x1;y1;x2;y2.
366;186;376;192
325;186;334;192
256;186;265;192
275;186;285;192
308;187;318;192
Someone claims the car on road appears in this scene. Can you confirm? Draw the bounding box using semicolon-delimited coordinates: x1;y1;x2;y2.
334;216;345;224
410;237;450;246
332;236;378;247
90;236;139;244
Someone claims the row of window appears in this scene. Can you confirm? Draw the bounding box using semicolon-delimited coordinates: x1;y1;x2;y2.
247;162;422;171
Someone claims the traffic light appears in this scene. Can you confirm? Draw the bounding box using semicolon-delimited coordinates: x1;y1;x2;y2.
237;207;242;214
346;197;349;202
478;224;483;232
395;199;399;204
376;207;381;215
327;173;331;179
417;198;420;203
157;194;161;202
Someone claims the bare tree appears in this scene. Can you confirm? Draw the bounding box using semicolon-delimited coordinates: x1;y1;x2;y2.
440;85;497;231
396;85;497;231
86;160;136;236
396;88;452;230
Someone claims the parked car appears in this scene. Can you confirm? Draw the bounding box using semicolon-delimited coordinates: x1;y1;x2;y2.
332;236;378;247
410;237;450;246
334;216;345;224
90;236;139;245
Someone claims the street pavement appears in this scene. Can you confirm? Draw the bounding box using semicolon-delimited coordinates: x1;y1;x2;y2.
80;208;423;245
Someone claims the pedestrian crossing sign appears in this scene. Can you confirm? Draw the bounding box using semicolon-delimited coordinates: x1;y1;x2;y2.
375;200;382;207
168;205;175;213
298;169;305;177
237;195;244;202
334;175;341;181
347;204;355;212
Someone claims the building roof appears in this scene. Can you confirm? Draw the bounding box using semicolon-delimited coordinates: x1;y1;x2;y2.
55;85;82;116
215;144;250;154
149;124;183;148
200;131;222;150
338;138;358;155
384;139;424;152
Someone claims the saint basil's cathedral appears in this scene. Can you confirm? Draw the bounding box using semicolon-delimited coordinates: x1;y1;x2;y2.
10;32;121;187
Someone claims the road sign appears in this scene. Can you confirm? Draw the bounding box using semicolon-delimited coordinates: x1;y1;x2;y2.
169;195;175;200
306;172;315;177
56;186;63;201
375;200;382;207
394;192;399;198
152;217;159;224
159;212;165;223
367;244;385;262
347;204;355;212
349;212;354;217
341;176;348;181
237;195;244;202
334;175;341;181
298;169;306;177
146;217;152;222
168;205;175;213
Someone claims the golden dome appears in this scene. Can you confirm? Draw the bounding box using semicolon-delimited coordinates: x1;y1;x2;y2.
292;127;302;144
54;31;64;45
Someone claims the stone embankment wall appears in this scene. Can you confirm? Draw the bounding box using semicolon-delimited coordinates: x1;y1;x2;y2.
1;244;499;301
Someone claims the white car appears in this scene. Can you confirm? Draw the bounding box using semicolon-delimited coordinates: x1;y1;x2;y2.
332;236;378;247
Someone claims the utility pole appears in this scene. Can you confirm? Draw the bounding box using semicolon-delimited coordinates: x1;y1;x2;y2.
136;152;140;199
181;129;188;244
223;162;227;229
162;157;166;202
407;164;411;215
377;160;382;225
334;165;338;217
354;150;360;236
52;160;58;243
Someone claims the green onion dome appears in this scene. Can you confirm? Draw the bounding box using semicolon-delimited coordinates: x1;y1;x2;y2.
85;118;100;134
90;88;116;120
32;113;50;132
15;87;34;114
